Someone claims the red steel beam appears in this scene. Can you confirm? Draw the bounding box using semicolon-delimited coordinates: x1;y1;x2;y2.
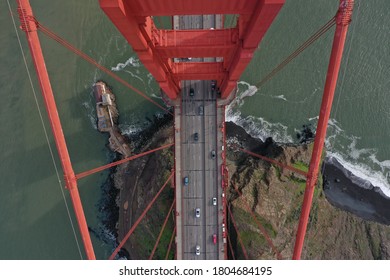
118;0;262;16
172;62;225;81
227;204;249;260
239;147;308;177
226;231;236;260
232;184;283;259
100;0;284;100
76;143;174;180
165;227;176;260
154;29;238;58
149;198;176;260
293;0;355;260
220;0;284;98
99;0;180;99
17;0;95;259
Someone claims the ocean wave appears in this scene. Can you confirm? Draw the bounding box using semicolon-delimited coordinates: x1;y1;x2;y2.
226;107;293;144
226;81;293;143
272;95;287;101
111;56;141;71
326;152;390;198
81;98;97;130
228;80;390;197
118;123;143;137
321;119;390;197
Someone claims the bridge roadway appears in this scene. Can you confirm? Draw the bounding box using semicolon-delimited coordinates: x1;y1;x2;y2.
174;15;225;260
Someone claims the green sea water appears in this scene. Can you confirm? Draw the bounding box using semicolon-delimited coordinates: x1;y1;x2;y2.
0;0;389;259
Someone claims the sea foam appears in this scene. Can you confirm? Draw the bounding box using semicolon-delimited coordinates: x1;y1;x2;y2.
228;80;390;198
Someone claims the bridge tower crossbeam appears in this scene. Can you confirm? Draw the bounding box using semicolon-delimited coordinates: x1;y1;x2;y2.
99;0;285;99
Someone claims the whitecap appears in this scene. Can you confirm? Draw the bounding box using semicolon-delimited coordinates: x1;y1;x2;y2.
111;57;141;71
326;152;390;198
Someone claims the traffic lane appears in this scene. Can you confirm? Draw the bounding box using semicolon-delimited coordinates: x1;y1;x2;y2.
183;225;203;259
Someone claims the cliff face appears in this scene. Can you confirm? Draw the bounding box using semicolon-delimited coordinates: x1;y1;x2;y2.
112;119;390;259
226;122;390;260
113;116;175;260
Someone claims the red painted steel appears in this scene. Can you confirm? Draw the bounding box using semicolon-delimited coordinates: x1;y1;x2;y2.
227;205;249;260
149;198;176;260
232;184;283;259
222;0;285;97
227;233;236;260
239;148;308;177
76;143;174;179
100;0;284;100
99;0;179;99
293;0;355;260
165;227;176;260
17;0;96;260
37;23;172;115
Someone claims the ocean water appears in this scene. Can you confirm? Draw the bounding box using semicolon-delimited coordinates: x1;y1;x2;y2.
0;0;388;259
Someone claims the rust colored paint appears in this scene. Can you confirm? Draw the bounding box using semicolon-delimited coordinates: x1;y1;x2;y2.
17;0;96;259
100;0;284;99
293;0;355;260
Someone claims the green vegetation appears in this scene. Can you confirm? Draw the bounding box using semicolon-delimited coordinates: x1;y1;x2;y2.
131;187;175;259
292;161;309;173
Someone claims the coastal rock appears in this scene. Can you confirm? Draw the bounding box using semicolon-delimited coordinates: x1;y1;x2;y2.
226;121;390;260
109;118;390;259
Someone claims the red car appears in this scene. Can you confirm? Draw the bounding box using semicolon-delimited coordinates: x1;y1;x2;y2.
213;234;217;244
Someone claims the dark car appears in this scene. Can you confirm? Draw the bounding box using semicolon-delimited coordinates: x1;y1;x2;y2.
211;150;216;159
194;132;199;141
211;81;216;91
189;88;195;97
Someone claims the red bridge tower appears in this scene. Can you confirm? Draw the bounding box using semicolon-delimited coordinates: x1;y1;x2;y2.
99;0;285;99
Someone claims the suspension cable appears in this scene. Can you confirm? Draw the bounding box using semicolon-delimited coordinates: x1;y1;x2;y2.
34;21;172;115
256;17;336;89
165;227;176;260
327;2;360;153
227;204;249;260
7;0;84;259
239;147;308;177
109;171;174;260
149;198;176;260
227;231;236;260
76;143;174;180
233;184;283;259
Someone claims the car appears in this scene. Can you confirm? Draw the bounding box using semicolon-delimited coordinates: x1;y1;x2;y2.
194;132;199;141
184;176;189;186
189;88;195;97
195;208;200;218
213;234;217;244
212;197;217;206
195;245;200;255
211;150;216;159
211;80;216;91
198;105;204;115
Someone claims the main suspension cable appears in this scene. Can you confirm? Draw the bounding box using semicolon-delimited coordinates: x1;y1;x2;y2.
227;204;249;260
7;0;83;259
35;22;172;115
256;17;336;89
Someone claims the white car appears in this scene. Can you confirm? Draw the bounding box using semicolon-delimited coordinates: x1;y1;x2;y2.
195;245;200;255
195;208;200;218
212;197;217;206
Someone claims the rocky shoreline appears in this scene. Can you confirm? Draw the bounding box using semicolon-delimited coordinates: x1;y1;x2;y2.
323;156;390;225
93;88;390;259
